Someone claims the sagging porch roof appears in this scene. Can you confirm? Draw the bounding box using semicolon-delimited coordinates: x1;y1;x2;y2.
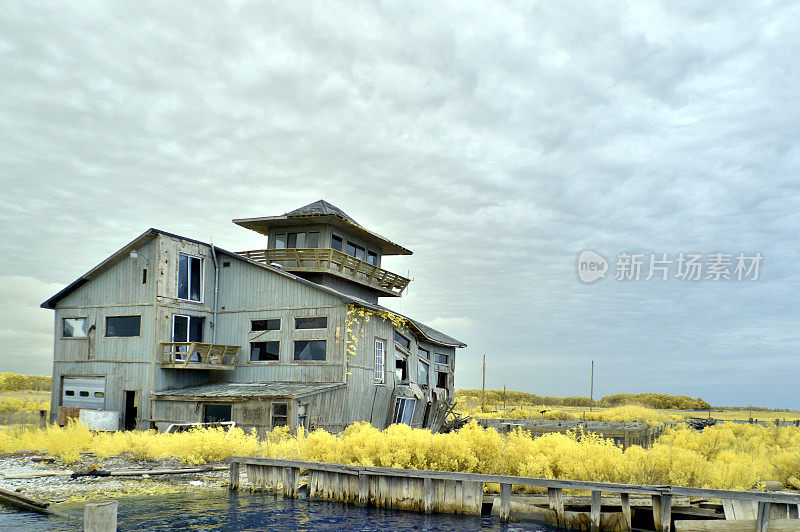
152;382;346;400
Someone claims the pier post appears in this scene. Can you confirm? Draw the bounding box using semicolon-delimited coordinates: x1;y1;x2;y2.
756;501;770;532
548;487;564;526
84;500;117;532
423;477;433;514
590;490;601;532
652;494;672;532
620;492;632;531
499;483;511;521
229;461;239;491
359;473;370;507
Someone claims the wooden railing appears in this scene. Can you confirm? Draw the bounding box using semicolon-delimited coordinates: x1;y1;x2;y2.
229;456;800;531
160;342;239;370
237;248;410;296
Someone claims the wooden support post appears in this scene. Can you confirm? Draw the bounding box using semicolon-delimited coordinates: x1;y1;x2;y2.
229;461;239;491
620;492;632;531
423;477;434;514
590;490;602;532
653;494;672;532
548;487;564;525
653;495;663;532
84;500;117;532
499;483;511;522
358;474;370;507
756;501;770;532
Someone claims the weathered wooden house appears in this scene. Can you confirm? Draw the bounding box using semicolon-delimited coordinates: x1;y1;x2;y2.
43;200;465;434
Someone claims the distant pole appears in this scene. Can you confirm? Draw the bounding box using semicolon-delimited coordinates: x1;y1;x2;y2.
589;360;594;413
481;355;486;412
503;385;506;411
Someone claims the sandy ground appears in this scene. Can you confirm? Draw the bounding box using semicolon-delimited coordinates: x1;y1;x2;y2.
0;451;229;504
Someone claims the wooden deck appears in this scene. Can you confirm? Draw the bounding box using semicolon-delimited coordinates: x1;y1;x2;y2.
229;456;800;532
236;248;410;296
160;342;239;370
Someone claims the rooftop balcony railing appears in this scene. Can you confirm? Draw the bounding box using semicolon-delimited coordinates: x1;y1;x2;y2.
237;248;410;296
160;342;239;370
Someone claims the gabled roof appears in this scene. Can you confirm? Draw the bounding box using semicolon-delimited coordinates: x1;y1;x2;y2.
40;228;465;348
233;199;412;256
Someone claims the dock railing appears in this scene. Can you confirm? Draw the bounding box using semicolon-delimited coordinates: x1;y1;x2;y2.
229;456;800;532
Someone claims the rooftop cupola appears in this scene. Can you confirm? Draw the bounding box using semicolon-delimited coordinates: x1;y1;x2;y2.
234;200;411;301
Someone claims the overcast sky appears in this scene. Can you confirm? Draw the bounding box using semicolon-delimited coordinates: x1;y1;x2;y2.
2;1;799;408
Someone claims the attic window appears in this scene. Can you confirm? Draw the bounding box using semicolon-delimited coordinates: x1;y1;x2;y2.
222;261;231;268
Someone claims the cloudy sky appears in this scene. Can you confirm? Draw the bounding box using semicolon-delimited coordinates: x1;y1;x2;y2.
2;1;798;408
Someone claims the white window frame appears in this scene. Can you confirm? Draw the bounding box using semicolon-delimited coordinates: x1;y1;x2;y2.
374;339;386;384
177;253;203;303
62;317;88;339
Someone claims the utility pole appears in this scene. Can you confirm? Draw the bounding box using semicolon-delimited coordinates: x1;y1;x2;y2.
589;360;594;413
503;384;506;411
481;354;486;412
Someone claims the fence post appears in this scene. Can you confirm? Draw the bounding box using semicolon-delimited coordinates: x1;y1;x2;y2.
229;461;239;491
84;500;117;532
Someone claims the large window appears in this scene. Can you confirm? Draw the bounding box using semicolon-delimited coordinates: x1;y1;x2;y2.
393;397;416;425
331;234;343;251
250;341;279;362
106;316;141;337
418;359;430;387
394;330;411;350
374;339;386;384
295;317;327;329
346;241;366;261
294;340;326;361
62;318;87;338
178;253;202;302
172;314;204;360
271;402;288;427
203;404;231;423
287;232;305;248
251;319;280;331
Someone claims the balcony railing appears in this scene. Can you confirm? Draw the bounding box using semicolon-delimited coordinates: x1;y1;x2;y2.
237;248;410;296
160;342;240;370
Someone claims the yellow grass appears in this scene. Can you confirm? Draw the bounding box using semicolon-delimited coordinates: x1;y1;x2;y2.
2;420;800;491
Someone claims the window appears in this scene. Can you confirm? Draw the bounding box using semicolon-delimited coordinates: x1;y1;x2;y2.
437;371;448;389
346;241;365;261
203;404;231;423
142;269;147;284
251;319;280;331
271;402;288;427
295;317;327;329
287;232;305;248
274;234;286;249
172;314;203;360
374;339;386;384
94;392;104;398
297;404;308;430
178;253;202;302
222;261;231;268
331;235;343;251
250;341;279;362
62;318;87;338
394;330;410;350
294;340;326;361
393;397;416;425
65;390;75;396
307;232;319;248
395;352;408;382
79;391;89;397
435;353;449;365
418;359;430;387
367;251;378;266
418;348;429;360
106;316;141;337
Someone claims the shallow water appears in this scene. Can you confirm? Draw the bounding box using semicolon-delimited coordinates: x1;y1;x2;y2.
0;491;556;531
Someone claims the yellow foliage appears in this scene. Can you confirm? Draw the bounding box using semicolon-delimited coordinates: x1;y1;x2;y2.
0;397;49;414
2;420;799;491
465;405;681;425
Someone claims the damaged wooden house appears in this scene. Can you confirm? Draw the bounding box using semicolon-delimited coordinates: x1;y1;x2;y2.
42;200;466;434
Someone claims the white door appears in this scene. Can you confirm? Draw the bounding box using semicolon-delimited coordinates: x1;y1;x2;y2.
62;377;106;409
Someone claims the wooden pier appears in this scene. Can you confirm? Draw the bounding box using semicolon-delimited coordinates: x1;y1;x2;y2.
229;456;800;532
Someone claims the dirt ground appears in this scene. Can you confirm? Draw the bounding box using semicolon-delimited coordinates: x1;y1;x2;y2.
0;451;229;504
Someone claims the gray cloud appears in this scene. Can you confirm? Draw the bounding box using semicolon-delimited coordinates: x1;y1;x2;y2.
1;1;798;407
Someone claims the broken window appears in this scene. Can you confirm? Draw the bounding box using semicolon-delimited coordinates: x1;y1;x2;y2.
251;319;280;331
62;318;87;338
271;402;288;427
178;253;202;302
297;403;308;430
106;316;141;337
250;341;279;362
395;352;408;382
331;234;343;251
394;330;410;350
295;317;327;329
435;353;449;365
294;340;326;361
393;397;416;425
274;234;286;249
287;232;305;248
367;251;378;266
203;404;231;423
418;359;430;387
418;348;429;360
374;339;386;384
437;371;448;389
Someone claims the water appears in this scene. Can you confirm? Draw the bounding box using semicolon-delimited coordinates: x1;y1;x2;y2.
0;491;557;531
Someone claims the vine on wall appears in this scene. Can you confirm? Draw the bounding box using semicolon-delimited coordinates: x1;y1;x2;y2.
345;305;408;376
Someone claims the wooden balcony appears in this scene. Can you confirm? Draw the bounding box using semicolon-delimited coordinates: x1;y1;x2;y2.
160;342;240;370
237;248;410;296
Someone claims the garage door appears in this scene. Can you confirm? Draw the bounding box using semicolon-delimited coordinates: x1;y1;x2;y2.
62;377;106;410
